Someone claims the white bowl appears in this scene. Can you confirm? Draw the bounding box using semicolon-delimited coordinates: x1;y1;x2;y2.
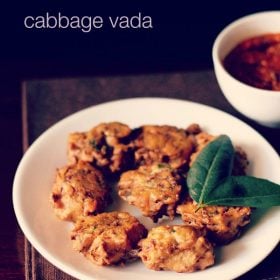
212;11;280;128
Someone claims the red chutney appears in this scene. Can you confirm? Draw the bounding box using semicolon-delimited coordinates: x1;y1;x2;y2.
224;33;280;91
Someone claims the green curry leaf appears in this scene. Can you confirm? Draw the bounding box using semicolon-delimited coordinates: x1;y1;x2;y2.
187;135;234;206
187;135;280;208
206;176;280;207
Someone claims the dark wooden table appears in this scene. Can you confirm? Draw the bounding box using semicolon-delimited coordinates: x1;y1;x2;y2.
19;70;280;279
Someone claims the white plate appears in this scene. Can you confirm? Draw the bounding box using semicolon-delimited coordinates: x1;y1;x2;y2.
13;98;280;280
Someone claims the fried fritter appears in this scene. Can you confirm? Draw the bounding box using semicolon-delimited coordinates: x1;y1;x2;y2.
232;146;249;176
51;161;110;222
138;225;214;272
179;131;251;244
189;132;216;166
185;123;202;135
133;125;194;169
189;132;249;175
118;164;182;222
177;197;251;244
70;212;147;266
67;122;133;173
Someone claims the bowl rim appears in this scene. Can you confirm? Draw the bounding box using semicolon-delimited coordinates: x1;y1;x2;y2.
212;10;280;96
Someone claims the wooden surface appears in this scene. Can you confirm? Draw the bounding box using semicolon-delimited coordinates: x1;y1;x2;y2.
21;70;280;279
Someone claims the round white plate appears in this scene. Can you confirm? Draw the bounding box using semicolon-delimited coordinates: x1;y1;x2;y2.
13;98;280;280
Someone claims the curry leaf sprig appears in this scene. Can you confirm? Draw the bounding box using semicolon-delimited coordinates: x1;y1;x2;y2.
187;135;280;208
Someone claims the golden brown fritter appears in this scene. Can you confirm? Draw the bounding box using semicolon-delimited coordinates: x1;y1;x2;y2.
232;146;249;176
133;125;194;169
67;122;133;173
118;164;182;222
189;132;249;175
138;225;214;272
177;197;251;244
50;161;110;222
185;123;202;135
178;131;251;244
189;132;216;166
70;212;147;266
